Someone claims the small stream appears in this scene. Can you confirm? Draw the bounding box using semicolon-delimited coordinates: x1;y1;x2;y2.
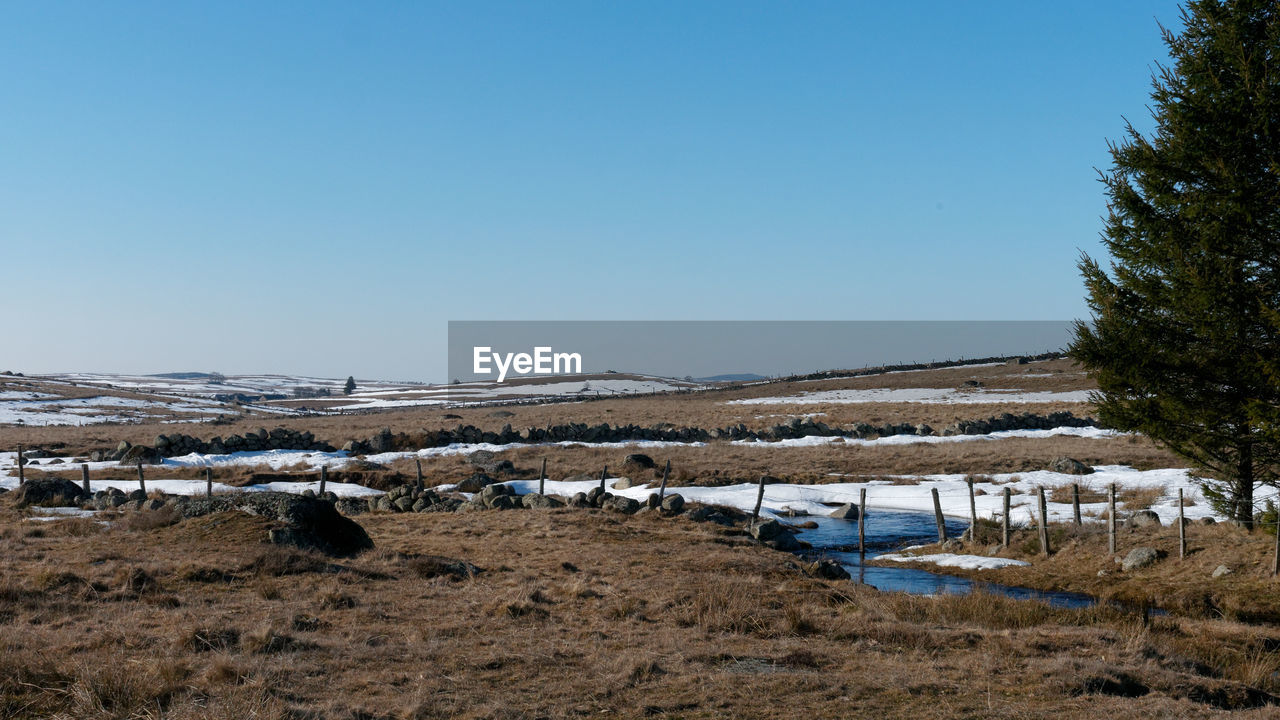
794;512;1102;610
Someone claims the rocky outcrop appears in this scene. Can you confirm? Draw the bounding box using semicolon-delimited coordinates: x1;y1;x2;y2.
1049;456;1094;475
180;492;373;556
13;477;87;508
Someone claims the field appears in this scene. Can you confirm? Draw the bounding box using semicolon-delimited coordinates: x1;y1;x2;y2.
8;358;1280;718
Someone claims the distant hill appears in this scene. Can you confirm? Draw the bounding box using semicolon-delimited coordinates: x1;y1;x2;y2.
695;373;768;383
148;372;216;380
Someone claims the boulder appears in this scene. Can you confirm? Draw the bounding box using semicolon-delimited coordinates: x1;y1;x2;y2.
117;445;163;466
1121;546;1164;572
1211;564;1233;579
1126;510;1163;529
456;473;496;493
13;477;87;508
487;495;516;510
334;497;367;516
1048;457;1094;475
829;503;858;519
749;519;784;541
569;492;590;508
805;559;851;580
622;453;656;470
660;494;685;514
610;477;640;490
180;492;374;556
603;495;641;514
522;493;564;509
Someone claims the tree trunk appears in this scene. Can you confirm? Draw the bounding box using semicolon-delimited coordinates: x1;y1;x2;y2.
1237;442;1255;530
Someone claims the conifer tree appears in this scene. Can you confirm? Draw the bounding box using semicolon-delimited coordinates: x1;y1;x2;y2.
1072;0;1280;528
344;376;356;395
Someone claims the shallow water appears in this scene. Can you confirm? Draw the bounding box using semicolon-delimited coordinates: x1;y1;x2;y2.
794;513;1104;610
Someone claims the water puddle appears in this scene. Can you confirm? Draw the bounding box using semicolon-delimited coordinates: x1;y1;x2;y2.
794;513;1109;610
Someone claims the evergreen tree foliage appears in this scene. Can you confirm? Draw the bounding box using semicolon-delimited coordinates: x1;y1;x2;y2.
1071;0;1280;528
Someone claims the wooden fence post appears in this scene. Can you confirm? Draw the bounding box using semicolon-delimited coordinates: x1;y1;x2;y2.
1037;487;1050;556
538;458;546;496
658;460;670;501
967;476;977;545
205;467;213;498
1072;483;1082;525
1108;483;1117;555
1002;487;1011;547
859;487;867;555
319;466;328;496
16;443;24;486
598;465;608;493
1273;522;1279;577
81;463;91;495
1178;488;1186;560
415;458;424;492
932;487;946;543
137;461;146;494
752;475;766;521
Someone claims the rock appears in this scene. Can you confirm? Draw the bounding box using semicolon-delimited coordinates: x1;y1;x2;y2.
765;534;801;551
12;477;87;508
645;493;661;509
1199;517;1217;525
806;559;851;580
1212;564;1233;579
915;423;934;436
603;495;641;514
660;494;685;514
522;493;564;509
569;492;590;508
334;497;367;516
622;453;655;470
749;519;784;541
1121;546;1164;572
585;486;605;506
1126;510;1163;529
117;445;163;466
488;495;516;510
478;484;512;506
181;492;374;556
393;496;414;512
1048;456;1094;475
829;503;858;519
456;473;496;493
610;477;640;490
467;449;514;475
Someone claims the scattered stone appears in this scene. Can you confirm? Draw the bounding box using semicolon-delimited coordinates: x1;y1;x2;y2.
1212;564;1233;579
603;495;641;514
1121;546;1164;572
334;497;367;516
610;477;640;490
622;453;655;470
829;503;858;519
1049;456;1094;475
749;519;784;541
522;493;564;509
1126;510;1163;529
805;559;851;580
456;473;496;493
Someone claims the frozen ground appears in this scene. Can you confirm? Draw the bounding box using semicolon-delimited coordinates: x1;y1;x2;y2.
876;553;1031;570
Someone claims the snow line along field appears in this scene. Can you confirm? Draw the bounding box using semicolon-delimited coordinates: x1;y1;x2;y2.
875;553;1031;570
728;387;1094;405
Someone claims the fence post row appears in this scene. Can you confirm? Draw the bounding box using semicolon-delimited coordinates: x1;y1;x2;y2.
1108;483;1117;555
1002;487;1011;548
658;460;670;501
1037;486;1050;556
205;467;213;498
966;476;977;546
416;458;424;492
858;487;867;555
932;487;946;543
137;460;146;494
319;466;328;496
81;463;90;495
538;458;546;496
16;443;24;486
598;466;608;493
752;474;765;521
1072;483;1082;525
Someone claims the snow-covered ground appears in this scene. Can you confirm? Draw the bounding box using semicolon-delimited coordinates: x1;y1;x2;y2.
729;387;1093;405
733;426;1120;448
876;553;1030;570
0;394;237;426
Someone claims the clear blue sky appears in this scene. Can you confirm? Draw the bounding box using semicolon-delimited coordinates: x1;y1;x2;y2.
0;1;1183;381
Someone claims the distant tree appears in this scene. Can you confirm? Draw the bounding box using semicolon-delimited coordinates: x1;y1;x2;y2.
208;371;226;385
344;376;356;395
1070;0;1280;529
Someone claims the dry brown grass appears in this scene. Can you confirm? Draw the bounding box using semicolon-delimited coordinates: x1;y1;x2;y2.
1;493;1279;718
